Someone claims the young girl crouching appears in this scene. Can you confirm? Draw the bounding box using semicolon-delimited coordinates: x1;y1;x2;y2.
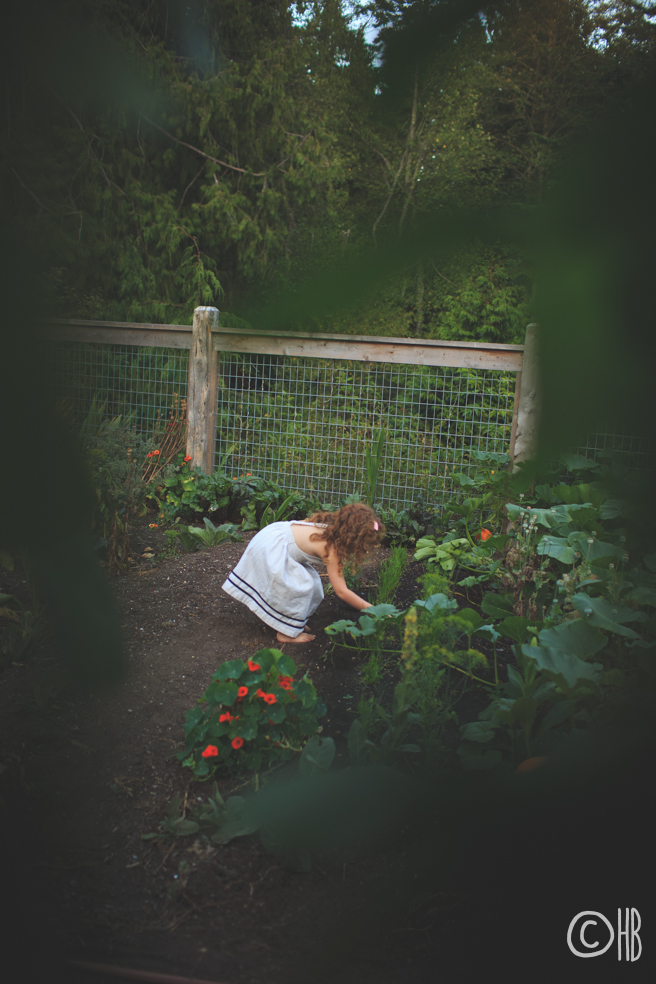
222;502;384;643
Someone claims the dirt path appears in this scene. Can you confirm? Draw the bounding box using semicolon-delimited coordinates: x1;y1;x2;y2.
3;525;467;984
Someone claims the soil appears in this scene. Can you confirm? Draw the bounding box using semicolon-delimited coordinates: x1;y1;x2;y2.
0;518;513;984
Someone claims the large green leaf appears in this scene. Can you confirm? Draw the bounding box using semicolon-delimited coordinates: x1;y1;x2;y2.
299;736;336;777
536;536;576;564
276;652;297;676
414;593;459;613
480;592;514;619
497;616;540;644
459;719;498;743
457;608;486;632
506;502;572;529
571;593;643;638
560;454;598;473
214;659;246;681
521;644;603;690
538;619;607;657
623;585;656;607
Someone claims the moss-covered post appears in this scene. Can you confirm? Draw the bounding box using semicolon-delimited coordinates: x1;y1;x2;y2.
186;306;219;474
512;323;541;469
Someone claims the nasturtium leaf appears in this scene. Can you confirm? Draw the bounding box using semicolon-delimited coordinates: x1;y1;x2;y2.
184;706;204;730
215;659;246;680
480;592;514;619
251;649;276;672
236;721;258;741
538;619;607;657
207;681;239;706
276;653;297;676
265;704;287;724
571;593;643;638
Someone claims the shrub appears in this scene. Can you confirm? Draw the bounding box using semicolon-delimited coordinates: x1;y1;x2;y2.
179;649;326;776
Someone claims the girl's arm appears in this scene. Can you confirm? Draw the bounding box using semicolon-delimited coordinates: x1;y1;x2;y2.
324;550;371;611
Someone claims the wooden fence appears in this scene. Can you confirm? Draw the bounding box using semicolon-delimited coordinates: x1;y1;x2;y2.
41;308;541;507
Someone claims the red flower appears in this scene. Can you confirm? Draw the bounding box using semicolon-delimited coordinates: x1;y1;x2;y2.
146;452;153;458
237;686;249;697
248;660;261;672
219;712;236;723
255;688;266;698
183;455;192;463
480;529;492;541
201;745;219;758
263;693;277;705
231;736;244;750
153;450;160;455
278;675;293;691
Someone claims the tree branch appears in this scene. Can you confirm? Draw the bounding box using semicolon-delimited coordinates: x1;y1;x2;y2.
141;115;264;176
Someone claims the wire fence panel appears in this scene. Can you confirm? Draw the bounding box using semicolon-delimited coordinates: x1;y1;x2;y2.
215;353;517;509
575;428;654;472
43;340;189;435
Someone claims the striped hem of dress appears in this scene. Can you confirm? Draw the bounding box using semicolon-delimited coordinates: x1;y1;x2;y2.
223;572;307;635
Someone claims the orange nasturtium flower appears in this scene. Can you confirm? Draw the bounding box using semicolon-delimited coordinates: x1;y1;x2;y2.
148;523;158;529
247;660;261;672
231;736;244;750
219;712;237;723
183;455;192;463
263;693;277;705
237;686;249;698
480;529;492;541
201;745;219;758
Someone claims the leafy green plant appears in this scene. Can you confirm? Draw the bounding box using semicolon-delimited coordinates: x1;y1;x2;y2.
364;428;386;507
175;519;243;551
376;546;409;604
179;649;326;776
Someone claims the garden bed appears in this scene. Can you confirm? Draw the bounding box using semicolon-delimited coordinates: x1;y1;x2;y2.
0;518;494;984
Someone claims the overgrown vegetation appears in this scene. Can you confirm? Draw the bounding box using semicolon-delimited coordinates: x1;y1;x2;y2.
7;1;655;341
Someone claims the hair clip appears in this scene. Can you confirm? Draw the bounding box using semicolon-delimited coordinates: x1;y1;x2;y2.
373;521;379;531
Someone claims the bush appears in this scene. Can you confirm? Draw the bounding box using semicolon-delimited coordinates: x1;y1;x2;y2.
179;649;326;776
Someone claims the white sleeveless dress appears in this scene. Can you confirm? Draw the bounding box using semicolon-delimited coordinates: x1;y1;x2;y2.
221;521;325;637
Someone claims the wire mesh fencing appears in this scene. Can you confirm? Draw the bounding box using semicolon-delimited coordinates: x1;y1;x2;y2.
43;340;189;436
215;353;517;509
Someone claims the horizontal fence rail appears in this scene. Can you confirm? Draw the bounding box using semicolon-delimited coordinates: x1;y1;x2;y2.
41;312;653;512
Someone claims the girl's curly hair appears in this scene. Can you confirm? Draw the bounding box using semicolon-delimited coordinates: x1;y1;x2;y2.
307;503;384;572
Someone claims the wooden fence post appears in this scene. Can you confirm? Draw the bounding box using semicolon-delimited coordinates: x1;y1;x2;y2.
186;306;219;474
512;323;541;470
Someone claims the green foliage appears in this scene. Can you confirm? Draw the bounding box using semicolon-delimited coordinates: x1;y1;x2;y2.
375;546;409;604
364;428;386;507
180;649;326;776
171;519;243;552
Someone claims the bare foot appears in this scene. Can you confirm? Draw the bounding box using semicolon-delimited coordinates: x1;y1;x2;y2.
276;631;316;643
